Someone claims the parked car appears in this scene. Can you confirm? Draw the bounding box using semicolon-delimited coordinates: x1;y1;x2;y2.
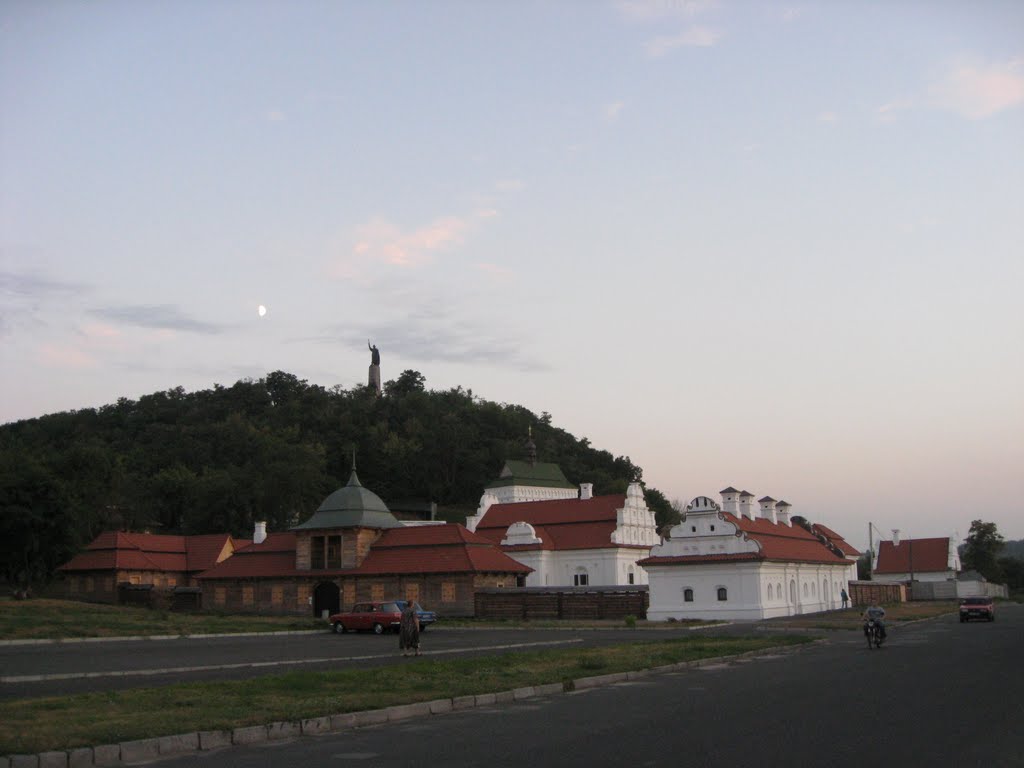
329;601;402;634
959;596;995;622
395;600;438;631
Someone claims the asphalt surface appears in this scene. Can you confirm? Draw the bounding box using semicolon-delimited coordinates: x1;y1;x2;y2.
91;606;1024;766
4;607;1022;767
1;625;726;700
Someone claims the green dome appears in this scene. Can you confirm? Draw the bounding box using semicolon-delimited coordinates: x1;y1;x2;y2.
292;470;402;531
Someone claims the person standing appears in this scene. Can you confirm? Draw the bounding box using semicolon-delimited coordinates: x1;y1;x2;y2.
841;588;849;608
399;600;421;657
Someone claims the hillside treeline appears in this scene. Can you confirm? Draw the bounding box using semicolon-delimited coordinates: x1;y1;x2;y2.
0;369;676;589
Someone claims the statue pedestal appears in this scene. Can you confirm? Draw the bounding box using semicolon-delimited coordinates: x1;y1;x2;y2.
368;364;381;395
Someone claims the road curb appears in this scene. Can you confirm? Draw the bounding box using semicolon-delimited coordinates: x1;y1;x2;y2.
0;630;325;647
3;641;815;766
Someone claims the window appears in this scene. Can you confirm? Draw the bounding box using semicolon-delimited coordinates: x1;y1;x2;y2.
214;587;226;607
166;577;176;588
768;584;774;600
441;582;456;603
271;586;283;606
803;583;809;597
310;535;343;570
406;583;420;603
129;574;141;585
573;573;589;587
297;584;310;607
691;526;696;532
69;577;79;593
371;583;385;601
717;587;728;601
344;582;356;607
710;525;715;531
684;588;694;602
627;570;635;585
242;586;254;607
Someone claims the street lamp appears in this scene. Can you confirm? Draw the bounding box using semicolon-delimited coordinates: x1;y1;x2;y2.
894;529;915;600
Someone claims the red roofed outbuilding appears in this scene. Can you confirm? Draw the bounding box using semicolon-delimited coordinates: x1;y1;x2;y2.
57;531;237;603
640;489;861;621
873;537;960;582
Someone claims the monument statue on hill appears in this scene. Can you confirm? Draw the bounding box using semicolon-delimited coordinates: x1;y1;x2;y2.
368;340;382;395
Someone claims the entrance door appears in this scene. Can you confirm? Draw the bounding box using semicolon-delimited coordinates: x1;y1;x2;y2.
313;582;340;618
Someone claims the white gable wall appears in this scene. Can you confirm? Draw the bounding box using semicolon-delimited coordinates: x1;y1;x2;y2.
509;547;650;587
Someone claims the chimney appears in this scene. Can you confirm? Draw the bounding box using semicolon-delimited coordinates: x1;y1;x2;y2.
776;500;792;526
759;497;778;524
720;487;739;515
892;529;901;546
580;482;593;500
254;521;267;545
739;491;755;520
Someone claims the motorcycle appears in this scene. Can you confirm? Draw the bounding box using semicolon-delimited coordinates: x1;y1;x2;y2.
864;618;884;649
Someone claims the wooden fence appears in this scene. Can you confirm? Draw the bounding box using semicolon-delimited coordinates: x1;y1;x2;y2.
474;586;648;620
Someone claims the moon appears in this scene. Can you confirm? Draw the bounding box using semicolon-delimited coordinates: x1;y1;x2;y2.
257;305;267;317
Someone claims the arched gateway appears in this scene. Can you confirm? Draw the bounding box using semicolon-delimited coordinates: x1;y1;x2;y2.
313;581;340;618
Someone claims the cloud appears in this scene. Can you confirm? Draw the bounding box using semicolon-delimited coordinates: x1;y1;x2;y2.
314;308;548;372
266;110;287;122
35;343;98;370
928;60;1024;120
817;111;839;123
476;262;514;279
604;101;626;120
347;215;469;270
617;0;716;21
645;26;721;57
89;305;224;334
495;179;526;192
0;269;89;336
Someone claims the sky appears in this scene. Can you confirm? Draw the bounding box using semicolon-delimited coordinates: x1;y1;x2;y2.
2;1;1022;551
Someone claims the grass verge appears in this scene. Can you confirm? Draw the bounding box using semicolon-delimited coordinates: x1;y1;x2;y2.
0;634;811;755
0;598;324;640
771;601;958;630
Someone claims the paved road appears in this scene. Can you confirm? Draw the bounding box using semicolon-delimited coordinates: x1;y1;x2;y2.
143;604;1024;768
0;625;729;700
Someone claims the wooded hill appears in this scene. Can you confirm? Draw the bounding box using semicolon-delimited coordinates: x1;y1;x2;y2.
0;369;677;589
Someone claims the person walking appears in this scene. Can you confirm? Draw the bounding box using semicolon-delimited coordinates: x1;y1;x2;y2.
399;600;421;657
841;588;849;609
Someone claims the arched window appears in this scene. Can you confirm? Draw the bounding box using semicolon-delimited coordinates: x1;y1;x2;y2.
777;583;783;599
768;583;774;600
803;582;809;597
811;582;817;597
627;568;635;585
790;580;797;604
573;568;589;587
717;587;728;602
684;588;694;602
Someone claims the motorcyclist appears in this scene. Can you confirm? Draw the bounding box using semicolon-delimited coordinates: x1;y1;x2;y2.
862;604;887;640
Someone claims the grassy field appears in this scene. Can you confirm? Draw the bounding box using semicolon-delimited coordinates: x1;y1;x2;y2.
0;598;324;640
768;601;958;630
0;634;811;755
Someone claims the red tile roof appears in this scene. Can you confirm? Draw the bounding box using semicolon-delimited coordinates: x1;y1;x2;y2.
197;526;531;579
874;538;952;574
811;524;861;557
474;495;639;551
638;512;853;567
58;531;236;574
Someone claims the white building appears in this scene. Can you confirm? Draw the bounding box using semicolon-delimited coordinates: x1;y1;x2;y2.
467;481;660;587
640;488;860;621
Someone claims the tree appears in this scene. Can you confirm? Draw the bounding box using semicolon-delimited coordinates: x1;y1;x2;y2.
961;520;1005;583
385;370;426;397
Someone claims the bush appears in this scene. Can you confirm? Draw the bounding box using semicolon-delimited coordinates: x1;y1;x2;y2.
624;614;637;629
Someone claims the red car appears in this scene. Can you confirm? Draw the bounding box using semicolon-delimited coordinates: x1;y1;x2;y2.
329;601;403;634
959;596;995;622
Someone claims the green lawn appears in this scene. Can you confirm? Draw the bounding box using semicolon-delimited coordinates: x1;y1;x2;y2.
768;601;958;630
0;634;812;755
0;598;324;640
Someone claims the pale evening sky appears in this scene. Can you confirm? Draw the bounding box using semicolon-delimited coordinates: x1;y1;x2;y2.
2;1;1022;549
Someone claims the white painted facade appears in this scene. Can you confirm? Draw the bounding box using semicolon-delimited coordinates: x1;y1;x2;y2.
470;481;660;588
644;492;859;621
